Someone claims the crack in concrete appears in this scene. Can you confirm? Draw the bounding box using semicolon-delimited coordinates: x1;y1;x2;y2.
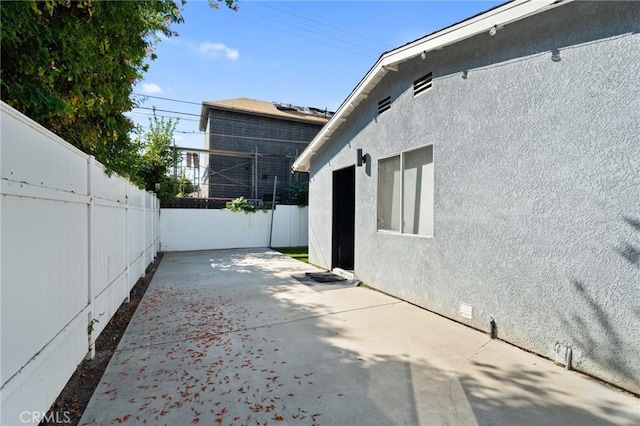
448;337;492;425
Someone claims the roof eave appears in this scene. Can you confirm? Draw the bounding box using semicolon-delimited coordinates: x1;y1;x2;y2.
200;102;329;130
292;0;572;172
199;104;209;132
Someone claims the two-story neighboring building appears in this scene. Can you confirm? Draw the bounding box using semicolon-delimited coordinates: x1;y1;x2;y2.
199;98;331;204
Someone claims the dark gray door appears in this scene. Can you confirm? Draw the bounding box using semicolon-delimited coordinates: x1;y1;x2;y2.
332;166;355;270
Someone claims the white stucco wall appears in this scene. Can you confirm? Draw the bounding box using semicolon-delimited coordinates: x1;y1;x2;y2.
307;1;640;393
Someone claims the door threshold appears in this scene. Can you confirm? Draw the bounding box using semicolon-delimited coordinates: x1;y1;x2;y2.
332;268;355;280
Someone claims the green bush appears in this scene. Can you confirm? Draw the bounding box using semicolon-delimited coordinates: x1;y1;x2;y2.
225;197;258;213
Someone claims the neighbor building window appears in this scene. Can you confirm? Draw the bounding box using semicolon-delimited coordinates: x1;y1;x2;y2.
377;145;434;236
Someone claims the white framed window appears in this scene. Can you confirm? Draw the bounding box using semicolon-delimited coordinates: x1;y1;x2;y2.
377;155;401;232
377;144;434;236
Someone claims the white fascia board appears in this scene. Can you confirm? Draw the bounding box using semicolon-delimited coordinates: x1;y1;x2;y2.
292;0;571;172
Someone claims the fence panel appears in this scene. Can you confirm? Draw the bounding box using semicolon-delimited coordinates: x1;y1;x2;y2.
91;161;129;342
270;206;308;247
159;206;308;251
127;184;145;290
0;102;159;425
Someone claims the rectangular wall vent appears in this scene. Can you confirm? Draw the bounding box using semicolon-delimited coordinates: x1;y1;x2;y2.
377;96;391;115
414;72;433;97
459;302;472;319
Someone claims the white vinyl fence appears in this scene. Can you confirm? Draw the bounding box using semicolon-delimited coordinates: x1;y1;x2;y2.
0;102;159;425
160;205;308;251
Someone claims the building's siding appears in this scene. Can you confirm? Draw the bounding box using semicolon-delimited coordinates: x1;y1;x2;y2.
308;1;640;393
207;109;321;201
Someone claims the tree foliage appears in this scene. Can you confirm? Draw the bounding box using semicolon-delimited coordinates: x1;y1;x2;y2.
134;108;179;192
175;175;197;198
0;0;236;179
133;109;198;201
156;174;196;201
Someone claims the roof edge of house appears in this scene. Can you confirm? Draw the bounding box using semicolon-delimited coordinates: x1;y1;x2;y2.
199;99;331;131
292;0;573;172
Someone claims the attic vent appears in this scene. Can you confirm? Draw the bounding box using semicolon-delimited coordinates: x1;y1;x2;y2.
414;72;433;97
378;96;391;115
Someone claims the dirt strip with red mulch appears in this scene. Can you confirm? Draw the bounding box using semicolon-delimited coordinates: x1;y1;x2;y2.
41;253;163;426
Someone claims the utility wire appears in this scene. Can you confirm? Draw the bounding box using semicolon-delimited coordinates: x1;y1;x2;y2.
232;14;376;59
133;121;313;144
128;110;199;122
131;94;332;116
136;106;202;118
137;127;312;144
132;93;202;106
241;8;382;55
130;106;330;129
254;2;394;50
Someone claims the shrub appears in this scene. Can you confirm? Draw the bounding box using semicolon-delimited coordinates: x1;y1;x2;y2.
225;197;258;213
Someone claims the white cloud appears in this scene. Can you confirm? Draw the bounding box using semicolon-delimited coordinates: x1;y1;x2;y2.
199;42;239;61
140;83;163;95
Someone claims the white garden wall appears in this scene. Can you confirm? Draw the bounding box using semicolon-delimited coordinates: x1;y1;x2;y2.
160;206;308;251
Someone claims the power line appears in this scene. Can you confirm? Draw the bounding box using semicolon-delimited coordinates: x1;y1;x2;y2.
254;2;394;50
174;130;204;134
128;110;200;122
136;126;312;144
136;106;202;118
132;93;202;106
131;94;332;116
130;106;331;130
133;120;313;144
241;8;382;55
232;14;376;59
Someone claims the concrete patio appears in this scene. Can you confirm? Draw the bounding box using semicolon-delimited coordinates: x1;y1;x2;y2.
80;249;639;425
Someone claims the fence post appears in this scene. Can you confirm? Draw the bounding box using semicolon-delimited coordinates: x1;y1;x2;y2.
86;156;96;359
142;191;146;280
155;197;159;256
125;183;130;302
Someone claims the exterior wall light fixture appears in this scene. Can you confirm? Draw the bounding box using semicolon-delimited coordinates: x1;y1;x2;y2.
357;148;367;167
489;25;497;36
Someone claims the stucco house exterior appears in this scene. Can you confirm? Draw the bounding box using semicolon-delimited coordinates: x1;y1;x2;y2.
293;0;640;394
199;98;330;204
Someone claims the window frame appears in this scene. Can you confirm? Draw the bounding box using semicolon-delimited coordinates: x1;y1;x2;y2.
376;143;434;238
377;153;401;233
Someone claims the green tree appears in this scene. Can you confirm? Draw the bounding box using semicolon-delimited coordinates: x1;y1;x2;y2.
134;109;200;201
0;0;236;178
155;175;196;201
176;174;196;198
134;108;179;193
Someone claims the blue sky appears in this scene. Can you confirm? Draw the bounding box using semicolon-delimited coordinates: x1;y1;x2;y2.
129;1;503;149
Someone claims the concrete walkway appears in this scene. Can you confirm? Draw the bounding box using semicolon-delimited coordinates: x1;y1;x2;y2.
80;249;639;425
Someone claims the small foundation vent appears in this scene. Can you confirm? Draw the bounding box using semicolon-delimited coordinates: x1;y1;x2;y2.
377;96;391;115
459;302;472;319
414;72;433;97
